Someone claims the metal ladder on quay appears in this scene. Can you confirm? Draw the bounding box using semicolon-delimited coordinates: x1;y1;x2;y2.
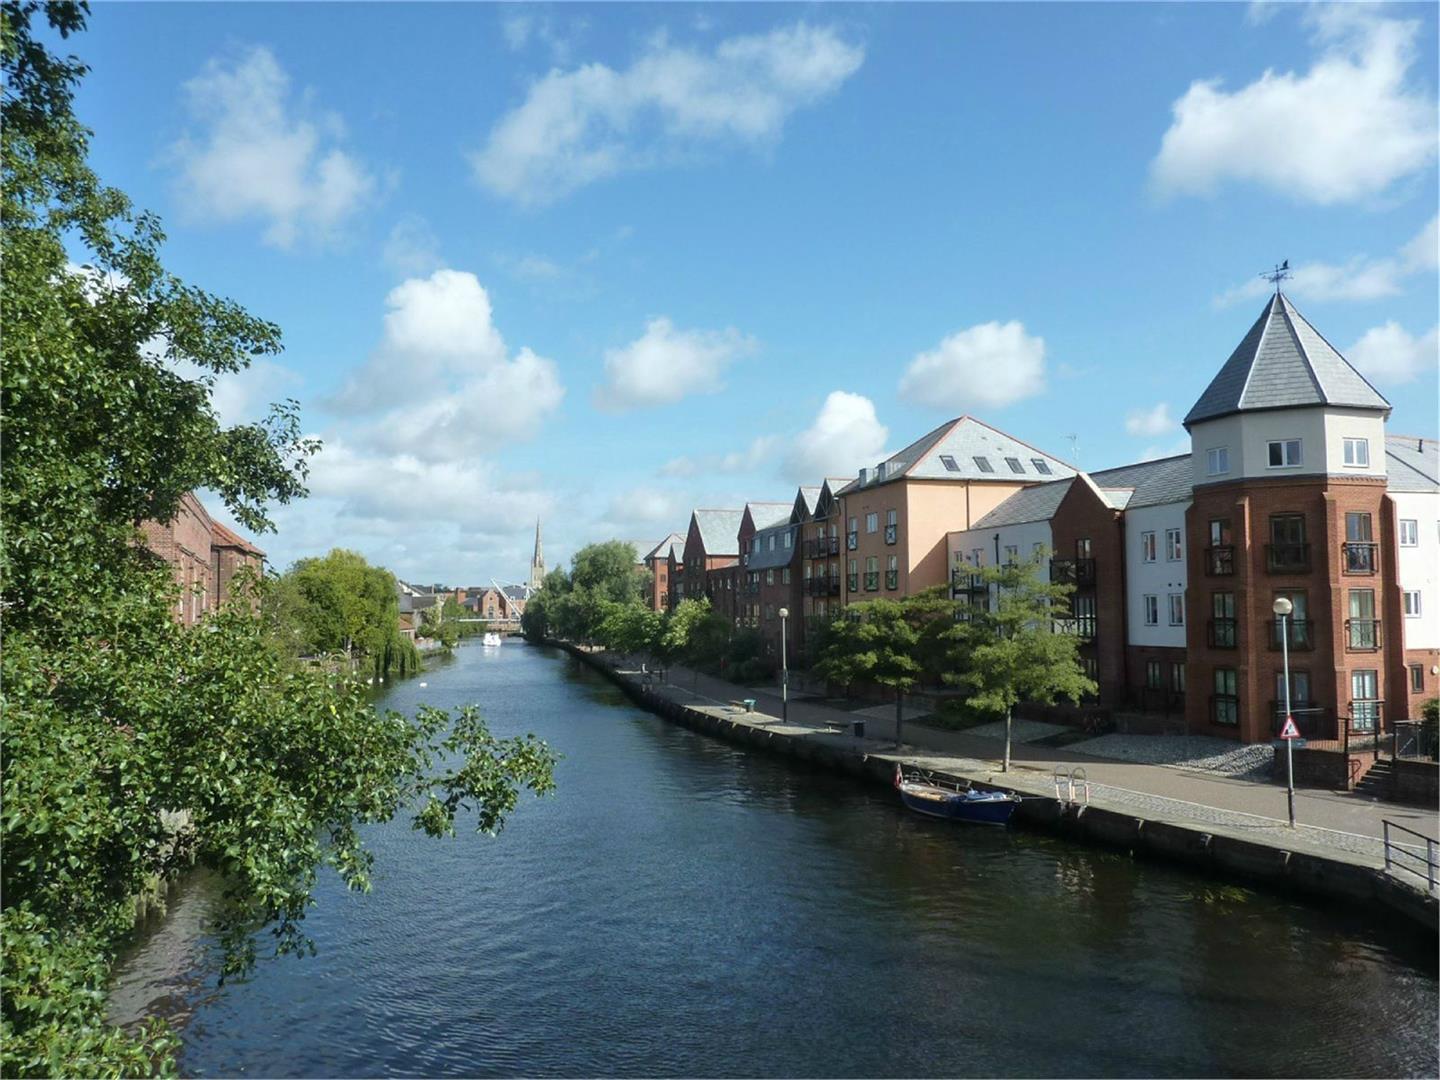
1053;764;1090;808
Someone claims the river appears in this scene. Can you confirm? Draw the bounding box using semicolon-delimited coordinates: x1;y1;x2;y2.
109;640;1438;1077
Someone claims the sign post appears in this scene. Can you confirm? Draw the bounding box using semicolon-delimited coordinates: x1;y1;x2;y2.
1275;598;1297;828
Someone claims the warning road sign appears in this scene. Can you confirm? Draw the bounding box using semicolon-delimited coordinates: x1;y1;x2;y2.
1279;716;1301;739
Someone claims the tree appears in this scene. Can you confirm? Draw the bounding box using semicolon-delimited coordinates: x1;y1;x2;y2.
942;556;1097;771
814;599;924;747
1;7;556;1073
596;601;662;662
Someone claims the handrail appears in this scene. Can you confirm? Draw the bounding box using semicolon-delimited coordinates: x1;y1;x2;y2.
1383;819;1439;895
1053;765;1091;807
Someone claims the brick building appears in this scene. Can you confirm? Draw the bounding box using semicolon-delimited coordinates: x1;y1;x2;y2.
679;509;744;623
139;492;265;626
643;533;685;611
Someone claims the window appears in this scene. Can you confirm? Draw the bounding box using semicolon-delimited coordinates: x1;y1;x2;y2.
1170;663;1186;694
765;569;774;585
1146;661;1162;690
1032;542;1045;560
1143;595;1158;626
973;456;994;473
1168;594;1185;626
1211;592;1236;647
1404;591;1422;616
1032;458;1053;475
1410;665;1425;693
1343;438;1369;467
1352;670;1379;731
864;555;879;591
1346;512;1373;542
784;531;792;549
939;454;960;472
1348;589;1378;649
1213;669;1238;725
768;535;777;551
782;568;791;585
1004;544;1019;565
1005;456;1025;474
1266;439;1302;468
865;512;878;534
1206;447;1229;476
1166;529;1183;561
886;555;898;590
1400;519;1418;546
971;548;984;567
847;517;858;550
1141;531;1157;562
847;559;858;593
884;508;897;544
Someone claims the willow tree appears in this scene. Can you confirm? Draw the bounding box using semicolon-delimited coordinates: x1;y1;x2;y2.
1;6;555;1074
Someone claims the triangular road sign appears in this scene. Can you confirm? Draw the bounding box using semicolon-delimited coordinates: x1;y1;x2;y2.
1279;716;1301;739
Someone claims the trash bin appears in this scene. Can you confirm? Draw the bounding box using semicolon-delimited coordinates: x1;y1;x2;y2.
852;719;865;738
743;698;757;713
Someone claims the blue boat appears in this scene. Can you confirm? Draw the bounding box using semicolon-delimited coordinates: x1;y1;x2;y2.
894;765;1021;826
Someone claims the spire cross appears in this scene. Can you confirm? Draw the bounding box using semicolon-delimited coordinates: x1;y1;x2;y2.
1260;260;1291;293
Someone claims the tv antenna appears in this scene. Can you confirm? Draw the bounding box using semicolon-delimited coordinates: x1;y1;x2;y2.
1065;433;1079;462
1261;260;1291;293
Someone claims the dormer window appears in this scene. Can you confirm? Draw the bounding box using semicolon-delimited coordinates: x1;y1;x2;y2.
1266;439;1302;468
1206;447;1229;476
1343;438;1370;467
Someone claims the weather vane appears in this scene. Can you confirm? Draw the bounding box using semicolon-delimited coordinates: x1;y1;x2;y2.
1260;260;1291;293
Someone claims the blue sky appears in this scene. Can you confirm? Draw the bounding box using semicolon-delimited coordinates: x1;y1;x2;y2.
70;2;1437;583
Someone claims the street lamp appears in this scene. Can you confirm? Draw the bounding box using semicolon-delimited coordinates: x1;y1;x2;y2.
778;607;789;725
1274;596;1296;828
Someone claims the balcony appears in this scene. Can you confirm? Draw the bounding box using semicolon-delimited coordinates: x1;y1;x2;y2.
864;572;879;591
824;574;840;596
805;575;841;597
1050;558;1096;586
846;533;858;551
950;570;987;597
1268;617;1314;651
1270;702;1329;740
1053;615;1097;641
1205;545;1234;576
1348;700;1383;733
743;582;760;596
885;571;898;590
1206;618;1238;648
1345;618;1381;651
826;536;840;556
802;539;819;559
884;524;897;545
1211;694;1239;726
1265;542;1311;573
1342;542;1378;575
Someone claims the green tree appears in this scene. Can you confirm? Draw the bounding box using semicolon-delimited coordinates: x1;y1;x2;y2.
660;597;721;687
0;7;557;1073
942;557;1097;771
814;598;923;747
596;601;662;661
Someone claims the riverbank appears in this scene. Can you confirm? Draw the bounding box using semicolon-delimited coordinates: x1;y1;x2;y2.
553;640;1438;933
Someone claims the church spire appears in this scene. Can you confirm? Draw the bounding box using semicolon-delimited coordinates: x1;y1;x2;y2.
528;519;545;591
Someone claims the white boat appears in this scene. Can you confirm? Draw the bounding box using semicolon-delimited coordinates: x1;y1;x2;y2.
482;632;502;648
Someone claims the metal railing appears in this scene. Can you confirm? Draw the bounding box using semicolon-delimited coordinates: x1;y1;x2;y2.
1383;819;1438;895
1053;765;1091;806
846;532;858;551
1345;618;1381;651
950;570;986;596
1205;545;1234;575
1270;701;1329;740
885;571;898;590
1266;542;1311;573
1268;617;1314;651
1053;615;1097;641
1342;542;1378;575
1051;558;1096;586
884;524;897;544
863;572;879;591
1390;720;1439;761
1207;618;1238;648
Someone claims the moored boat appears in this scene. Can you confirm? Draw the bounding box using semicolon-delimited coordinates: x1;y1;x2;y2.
894;765;1020;825
482;632;502;647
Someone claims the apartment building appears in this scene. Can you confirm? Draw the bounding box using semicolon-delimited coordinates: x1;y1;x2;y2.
679;509;744;623
140;492;265;626
643;533;685;611
798;479;848;631
838;417;1076;604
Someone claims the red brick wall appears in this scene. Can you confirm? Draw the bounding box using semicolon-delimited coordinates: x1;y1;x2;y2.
139;493;215;626
1050;480;1126;705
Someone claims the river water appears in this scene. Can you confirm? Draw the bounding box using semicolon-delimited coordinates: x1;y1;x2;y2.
110;641;1438;1077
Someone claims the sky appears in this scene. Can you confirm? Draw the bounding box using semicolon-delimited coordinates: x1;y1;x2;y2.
66;1;1438;585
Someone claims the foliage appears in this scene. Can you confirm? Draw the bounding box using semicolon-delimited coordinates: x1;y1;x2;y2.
0;6;557;1073
814;597;925;741
521;542;644;644
595;601;663;659
1422;697;1439;725
441;596;483;639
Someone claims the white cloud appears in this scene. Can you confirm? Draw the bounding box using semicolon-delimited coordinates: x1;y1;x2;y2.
785;391;888;482
501;10;582;63
1138;436;1193;463
1124;402;1176;437
382;215;442;277
897;321;1047;411
1151;9;1436;205
510;254;564;280
661;434;780;477
471;22;864;203
1346;322;1439;384
596;317;754;410
1216;216;1439;306
170;46;376;248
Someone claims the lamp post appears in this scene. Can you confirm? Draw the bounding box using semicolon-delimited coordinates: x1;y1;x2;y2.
1274;596;1296;828
778;607;789;725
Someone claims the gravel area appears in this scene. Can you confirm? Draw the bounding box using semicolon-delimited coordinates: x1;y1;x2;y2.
1066;734;1275;780
965;718;1069;744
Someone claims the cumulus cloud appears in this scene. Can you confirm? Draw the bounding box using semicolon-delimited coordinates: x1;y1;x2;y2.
1151;9;1436;205
661;435;780;477
170;46;375;247
1346;322;1439;384
897;321;1047;412
596;317;754;410
471;22;864;203
1216;216;1439;306
1124;402;1177;437
785;392;888;482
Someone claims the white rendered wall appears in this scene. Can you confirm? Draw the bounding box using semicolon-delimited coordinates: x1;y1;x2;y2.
1393;490;1440;650
1190;407;1387;487
1125;501;1190;647
947;520;1053;571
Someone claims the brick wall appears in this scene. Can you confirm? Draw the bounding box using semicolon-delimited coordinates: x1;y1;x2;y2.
1050;479;1126;705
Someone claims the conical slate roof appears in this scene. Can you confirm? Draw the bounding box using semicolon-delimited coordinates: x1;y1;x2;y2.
1183;293;1390;428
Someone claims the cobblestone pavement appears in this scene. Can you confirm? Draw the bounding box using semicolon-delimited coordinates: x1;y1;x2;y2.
1065;733;1274;780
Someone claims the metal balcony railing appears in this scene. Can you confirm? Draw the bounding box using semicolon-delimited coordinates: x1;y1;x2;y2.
864;572;879;591
884;524;897;545
1266;542;1311;573
802;540;819;559
846;532;858;551
950;570;986;597
826;536;840;556
1345;618;1381;651
1053;616;1097;641
1268;617;1314;651
1349;699;1383;733
1205;545;1235;575
1343;542;1378;575
885;571;898;590
1050;558;1097;586
1207;618;1238;648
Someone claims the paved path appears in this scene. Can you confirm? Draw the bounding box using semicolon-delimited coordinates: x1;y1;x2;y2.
641;664;1438;860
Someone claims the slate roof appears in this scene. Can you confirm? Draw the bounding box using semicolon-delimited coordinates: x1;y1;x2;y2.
502;585;529;602
839;417;1075;493
211;521;265;557
1184;293;1391;427
794;486;822;519
692;509;744;556
644;532;686;562
1386;435;1440;493
1088;454;1195;509
744;501;792;531
747;523;797;571
972;480;1074;528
